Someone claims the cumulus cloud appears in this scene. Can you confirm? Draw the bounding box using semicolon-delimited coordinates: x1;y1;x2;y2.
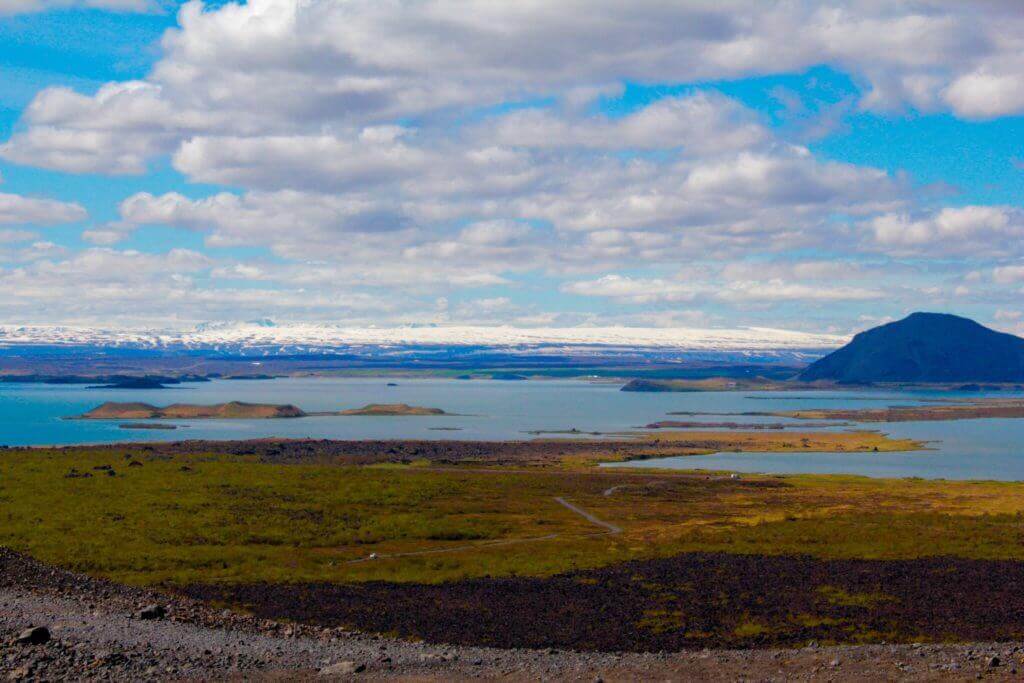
562;275;701;305
3;0;1024;326
717;280;882;303
0;192;86;226
0;0;159;15
564;272;882;305
993;264;1024;284
173;129;428;191
0;82;222;174
118;134;902;280
944;67;1024;120
482;93;768;154
866;206;1024;256
0;230;37;244
0;247;418;325
8;1;1024;175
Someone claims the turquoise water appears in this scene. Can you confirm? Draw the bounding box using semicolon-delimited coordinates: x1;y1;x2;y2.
602;417;1024;481
602;415;1024;481
1;377;1023;480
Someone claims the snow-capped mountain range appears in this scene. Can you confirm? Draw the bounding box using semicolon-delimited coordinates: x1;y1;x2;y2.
0;320;846;354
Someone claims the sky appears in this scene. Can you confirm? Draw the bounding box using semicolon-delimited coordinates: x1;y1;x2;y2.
1;1;1024;336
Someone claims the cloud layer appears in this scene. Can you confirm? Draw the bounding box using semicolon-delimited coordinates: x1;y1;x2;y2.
1;0;1024;332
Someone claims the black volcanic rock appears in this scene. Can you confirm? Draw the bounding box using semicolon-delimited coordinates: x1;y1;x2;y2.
799;312;1024;383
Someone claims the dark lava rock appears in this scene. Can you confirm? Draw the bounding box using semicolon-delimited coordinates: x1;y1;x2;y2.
137;604;167;620
15;626;50;645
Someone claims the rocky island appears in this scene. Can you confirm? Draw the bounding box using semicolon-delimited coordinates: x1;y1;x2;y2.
337;403;447;416
77;402;451;420
78;402;306;420
621;377;791;392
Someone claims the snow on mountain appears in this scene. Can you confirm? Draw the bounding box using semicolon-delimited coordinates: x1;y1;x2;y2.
0;321;846;352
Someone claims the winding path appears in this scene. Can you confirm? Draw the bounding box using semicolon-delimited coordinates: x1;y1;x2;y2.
553;496;623;534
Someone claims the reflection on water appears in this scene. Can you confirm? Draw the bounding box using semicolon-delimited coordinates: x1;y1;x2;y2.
1;377;1023;480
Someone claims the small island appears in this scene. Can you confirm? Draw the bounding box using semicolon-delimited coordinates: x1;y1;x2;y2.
621;378;791;392
337;403;447;416
644;420;789;430
78;401;306;420
119;422;179;430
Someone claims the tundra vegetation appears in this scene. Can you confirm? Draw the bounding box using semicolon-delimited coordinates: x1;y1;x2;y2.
5;429;1024;649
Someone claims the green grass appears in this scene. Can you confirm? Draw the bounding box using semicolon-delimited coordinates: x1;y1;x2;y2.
5;448;1024;587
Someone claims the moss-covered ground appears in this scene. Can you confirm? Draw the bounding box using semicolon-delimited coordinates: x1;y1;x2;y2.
3;442;1024;588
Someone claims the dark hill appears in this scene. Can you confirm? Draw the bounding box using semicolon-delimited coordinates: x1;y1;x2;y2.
799;312;1024;383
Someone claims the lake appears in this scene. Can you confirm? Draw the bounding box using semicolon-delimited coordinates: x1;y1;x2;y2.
1;377;1022;480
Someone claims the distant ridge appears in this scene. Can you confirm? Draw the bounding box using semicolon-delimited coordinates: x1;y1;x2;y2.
0;321;844;352
799;312;1024;383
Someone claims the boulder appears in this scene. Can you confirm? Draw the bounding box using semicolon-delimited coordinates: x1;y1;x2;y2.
15;626;50;645
319;660;365;676
137;604;166;620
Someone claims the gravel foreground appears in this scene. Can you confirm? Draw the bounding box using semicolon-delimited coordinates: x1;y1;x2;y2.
2;549;1024;681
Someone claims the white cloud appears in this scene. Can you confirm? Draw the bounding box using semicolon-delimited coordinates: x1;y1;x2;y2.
562;274;701;305
8;1;1024;175
564;272;882;305
993;264;1024;284
483;92;767;154
0;229;37;244
866;206;1024;256
717;279;882;303
514;148;899;243
0;192;86;226
0;0;159;15
3;0;1024;327
0;247;411;325
458;221;532;246
944;68;1024;120
0;82;219;174
173;129;427;191
721;260;863;282
81;223;133;245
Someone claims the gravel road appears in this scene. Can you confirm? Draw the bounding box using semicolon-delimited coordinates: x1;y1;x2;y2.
3;547;1024;681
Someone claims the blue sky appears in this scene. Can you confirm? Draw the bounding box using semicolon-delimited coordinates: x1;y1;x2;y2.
2;1;1024;335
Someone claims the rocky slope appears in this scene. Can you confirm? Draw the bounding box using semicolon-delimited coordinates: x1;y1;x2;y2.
2;547;1021;681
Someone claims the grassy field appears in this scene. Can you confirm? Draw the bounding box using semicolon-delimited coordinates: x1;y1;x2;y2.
3;442;1024;588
